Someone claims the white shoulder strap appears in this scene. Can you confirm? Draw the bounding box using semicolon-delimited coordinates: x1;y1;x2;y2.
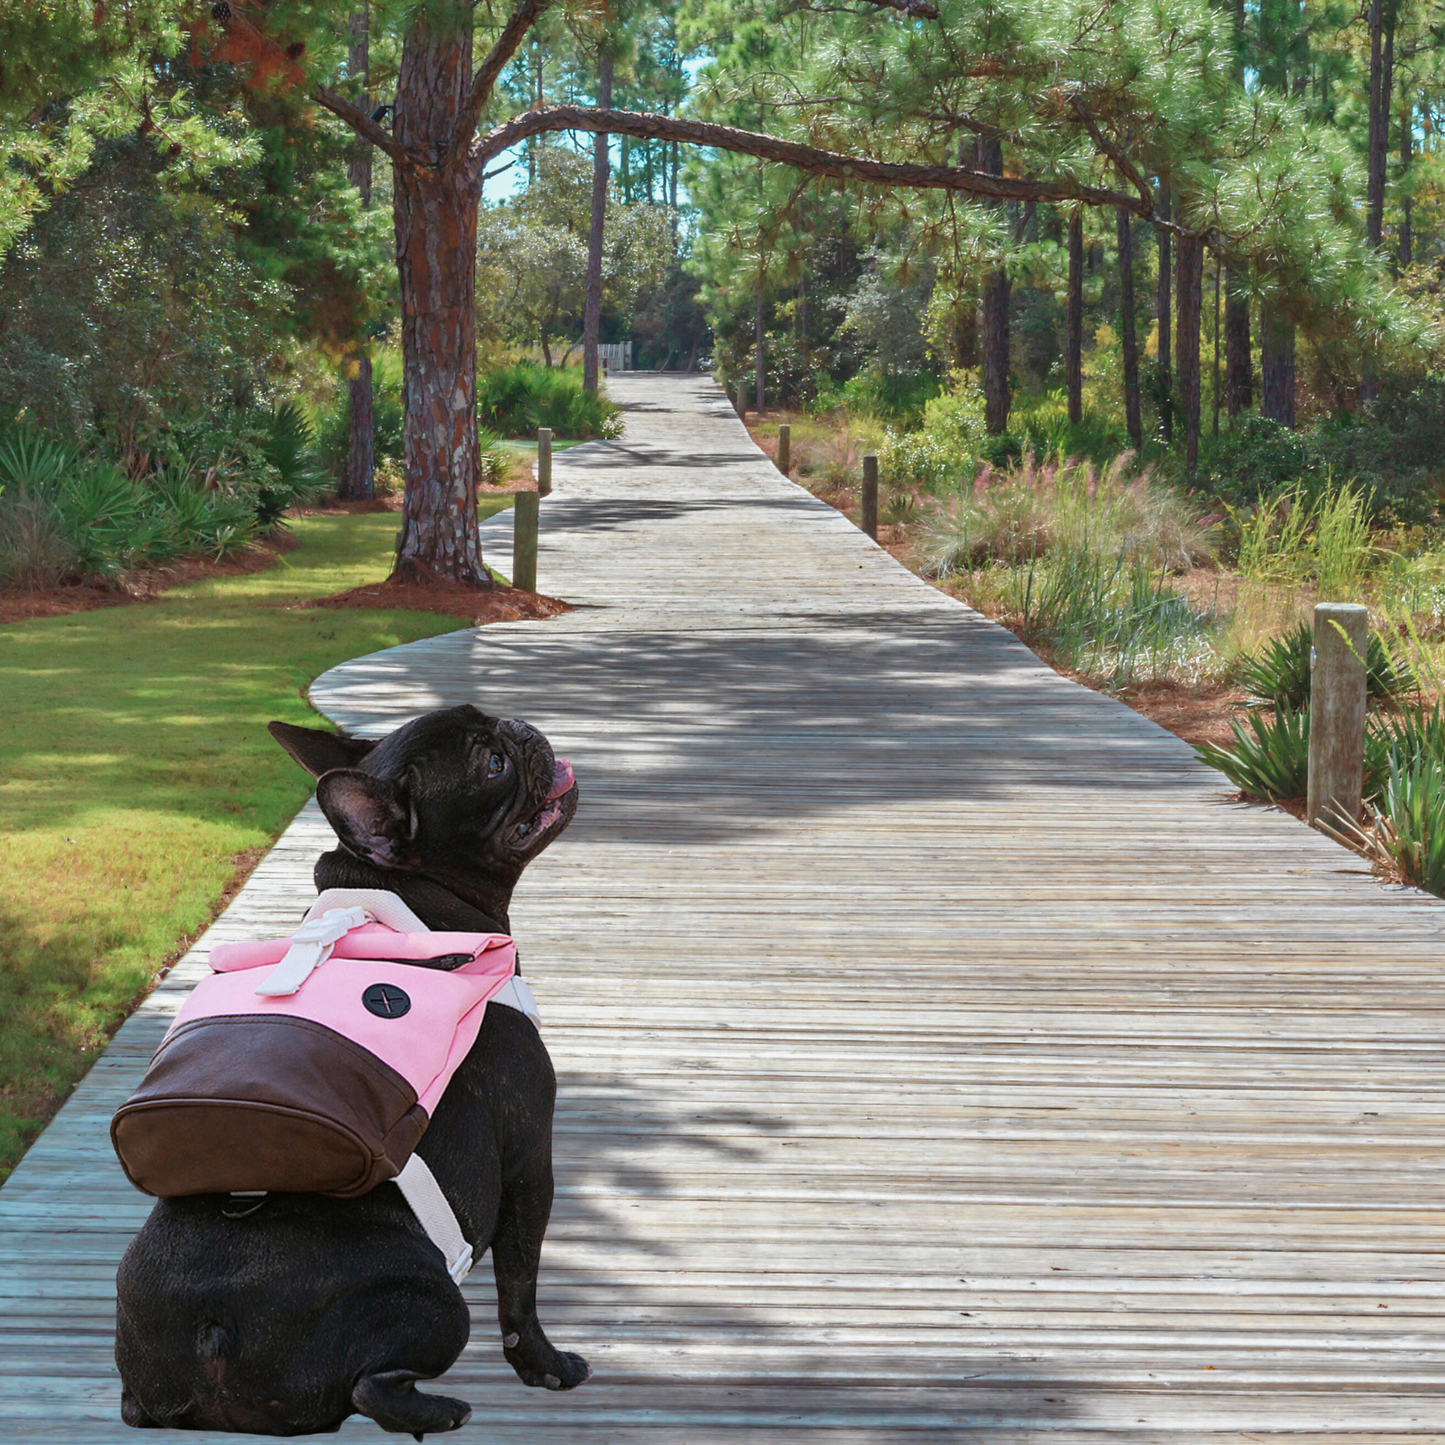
393;1154;474;1285
305;888;431;933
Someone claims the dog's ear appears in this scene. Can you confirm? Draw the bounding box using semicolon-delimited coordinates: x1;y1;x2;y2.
268;721;377;778
316;771;414;868
352;1370;471;1439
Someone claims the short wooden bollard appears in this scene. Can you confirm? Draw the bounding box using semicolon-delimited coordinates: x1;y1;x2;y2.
861;455;879;540
536;427;552;498
512;491;539;593
1307;601;1368;832
777;423;791;476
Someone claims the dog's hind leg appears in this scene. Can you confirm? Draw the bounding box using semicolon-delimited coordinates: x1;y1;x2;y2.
492;1153;591;1391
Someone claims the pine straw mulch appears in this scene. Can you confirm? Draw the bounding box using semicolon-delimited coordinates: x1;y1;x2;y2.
300;569;570;626
0;535;297;626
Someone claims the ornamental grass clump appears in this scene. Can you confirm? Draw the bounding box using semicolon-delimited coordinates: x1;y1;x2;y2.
924;452;1215;577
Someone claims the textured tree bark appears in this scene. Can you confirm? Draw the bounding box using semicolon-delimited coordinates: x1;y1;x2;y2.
1366;0;1391;249
1176;232;1203;468
1224;262;1252;417
1066;211;1083;426
1116;207;1141;450
1400;99;1413;269
582;49;613;396
1260;302;1296;428
755;277;766;417
1155;178;1172;443
391;12;490;586
339;7;376;502
979;137;1011;435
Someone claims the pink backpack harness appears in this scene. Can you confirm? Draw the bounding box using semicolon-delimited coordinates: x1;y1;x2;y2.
111;890;539;1285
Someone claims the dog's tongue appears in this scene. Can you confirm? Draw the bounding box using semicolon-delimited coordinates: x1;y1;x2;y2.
547;759;575;800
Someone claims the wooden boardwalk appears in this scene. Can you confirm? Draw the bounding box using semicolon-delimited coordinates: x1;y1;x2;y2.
4;373;1445;1441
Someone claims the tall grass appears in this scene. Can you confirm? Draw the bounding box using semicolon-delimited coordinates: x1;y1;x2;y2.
924;454;1219;685
924;453;1214;576
1229;481;1375;596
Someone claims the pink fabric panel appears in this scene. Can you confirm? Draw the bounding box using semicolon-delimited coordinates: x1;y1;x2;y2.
210;926;513;973
170;945;515;1099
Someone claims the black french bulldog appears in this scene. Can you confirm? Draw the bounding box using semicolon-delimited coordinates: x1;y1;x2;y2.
115;704;589;1436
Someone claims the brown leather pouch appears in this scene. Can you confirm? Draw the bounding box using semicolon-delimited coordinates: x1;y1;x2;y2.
110;1015;429;1198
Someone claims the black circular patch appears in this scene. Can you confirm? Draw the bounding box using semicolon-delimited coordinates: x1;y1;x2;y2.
362;983;411;1019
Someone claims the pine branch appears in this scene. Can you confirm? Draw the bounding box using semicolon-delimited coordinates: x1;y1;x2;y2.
446;0;552;178
314;87;416;169
469;104;1174;222
1069;97;1155;213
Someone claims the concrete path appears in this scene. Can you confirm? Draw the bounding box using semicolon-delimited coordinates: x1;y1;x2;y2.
3;374;1445;1441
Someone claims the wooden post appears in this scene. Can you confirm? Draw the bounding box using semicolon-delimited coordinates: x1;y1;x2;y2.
861;455;878;540
513;491;539;593
736;376;749;420
777;424;790;476
536;428;552;498
1307;602;1368;831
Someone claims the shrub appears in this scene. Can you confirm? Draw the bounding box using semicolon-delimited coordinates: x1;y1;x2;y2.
1195;707;1310;802
256;403;329;526
478;361;623;440
1234;621;1417;711
0;490;78;587
1356;754;1445;895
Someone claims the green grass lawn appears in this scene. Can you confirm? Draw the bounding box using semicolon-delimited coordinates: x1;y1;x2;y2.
0;504;511;1177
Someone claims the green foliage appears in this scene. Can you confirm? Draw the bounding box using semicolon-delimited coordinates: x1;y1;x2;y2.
1227;482;1377;596
1361;754;1445;896
478;362;624;441
255;403;328;527
315;351;406;484
1195;708;1311;802
1234;621;1417;711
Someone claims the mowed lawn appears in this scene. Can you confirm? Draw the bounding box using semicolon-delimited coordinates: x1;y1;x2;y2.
0;507;510;1176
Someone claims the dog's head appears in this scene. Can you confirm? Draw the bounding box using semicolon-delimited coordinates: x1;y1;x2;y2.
269;704;578;925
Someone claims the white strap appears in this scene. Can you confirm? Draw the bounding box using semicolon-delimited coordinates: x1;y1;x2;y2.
304;888;430;934
255;906;370;997
394;1154;474;1284
491;976;541;1028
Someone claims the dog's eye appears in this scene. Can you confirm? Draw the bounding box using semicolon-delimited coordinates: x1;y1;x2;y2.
514;820;532;837
487;753;504;777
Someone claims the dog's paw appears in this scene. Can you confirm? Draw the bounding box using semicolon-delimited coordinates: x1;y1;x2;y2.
503;1334;591;1391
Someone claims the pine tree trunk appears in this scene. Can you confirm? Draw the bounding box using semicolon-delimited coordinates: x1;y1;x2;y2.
1400;98;1413;269
582;50;613;395
1116;207;1141;450
1066;211;1083;426
1260;302;1296;428
1176;233;1203;468
979;137;1010;435
1156;178;1172;444
754;279;765;417
340;6;375;502
1224;262;1252;417
1367;0;1389;249
391;12;490;586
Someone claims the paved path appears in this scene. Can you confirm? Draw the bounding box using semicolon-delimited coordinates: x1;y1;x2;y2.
4;374;1445;1441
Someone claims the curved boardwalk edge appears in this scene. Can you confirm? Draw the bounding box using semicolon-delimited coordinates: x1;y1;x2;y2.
1;374;1443;1441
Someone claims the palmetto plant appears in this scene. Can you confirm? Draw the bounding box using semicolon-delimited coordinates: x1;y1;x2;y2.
1235;621;1416;710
